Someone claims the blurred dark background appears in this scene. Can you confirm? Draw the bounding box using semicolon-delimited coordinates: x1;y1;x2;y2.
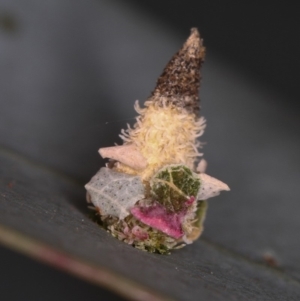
1;0;300;300
128;0;300;106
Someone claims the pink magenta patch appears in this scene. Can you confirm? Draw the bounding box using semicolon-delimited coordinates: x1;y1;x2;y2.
130;202;185;239
185;196;195;206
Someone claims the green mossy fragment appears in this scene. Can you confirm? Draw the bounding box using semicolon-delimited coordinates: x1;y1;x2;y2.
194;200;208;228
90;209;177;254
151;164;201;212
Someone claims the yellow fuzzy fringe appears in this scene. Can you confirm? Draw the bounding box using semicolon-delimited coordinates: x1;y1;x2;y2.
116;98;206;181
